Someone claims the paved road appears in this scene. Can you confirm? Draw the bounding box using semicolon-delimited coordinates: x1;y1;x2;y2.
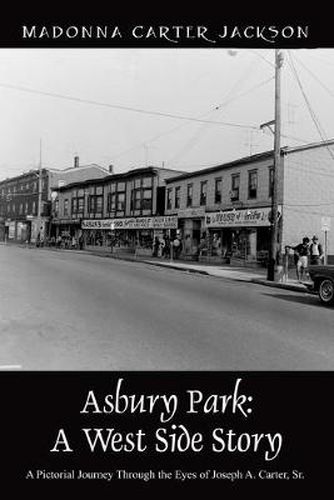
0;245;334;370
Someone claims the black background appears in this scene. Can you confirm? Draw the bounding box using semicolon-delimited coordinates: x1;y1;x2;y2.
1;4;333;495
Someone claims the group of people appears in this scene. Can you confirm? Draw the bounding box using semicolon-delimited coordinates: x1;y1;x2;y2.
152;235;183;259
285;235;324;281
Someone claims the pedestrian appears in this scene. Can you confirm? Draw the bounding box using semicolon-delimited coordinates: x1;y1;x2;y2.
152;236;160;257
286;236;310;281
173;236;182;259
78;234;84;250
275;247;284;282
309;235;324;265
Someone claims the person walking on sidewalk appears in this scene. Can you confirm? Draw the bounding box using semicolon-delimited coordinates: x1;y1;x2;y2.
286;236;310;281
309;235;324;265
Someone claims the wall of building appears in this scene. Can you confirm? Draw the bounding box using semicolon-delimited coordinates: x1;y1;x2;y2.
282;145;334;255
165;156;283;214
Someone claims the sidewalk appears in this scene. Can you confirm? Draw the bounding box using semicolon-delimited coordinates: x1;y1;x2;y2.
2;241;312;294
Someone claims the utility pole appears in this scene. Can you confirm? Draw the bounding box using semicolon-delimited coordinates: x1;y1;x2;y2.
267;49;283;281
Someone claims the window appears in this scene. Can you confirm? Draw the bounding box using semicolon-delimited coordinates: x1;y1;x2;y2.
130;177;153;214
186;183;193;207
54;200;59;215
107;192;116;212
117;193;125;211
248;170;258;199
64;199;69;216
142;190;152;211
88;195;103;213
72;195;85;215
19;203;23;215
231;174;240;201
215;178;222;204
200;181;207;206
25;202;29;214
32;201;36;215
269;167;274;197
175;186;181;209
167;188;173;210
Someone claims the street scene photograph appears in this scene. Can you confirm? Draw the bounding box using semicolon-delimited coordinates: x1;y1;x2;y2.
1;48;334;370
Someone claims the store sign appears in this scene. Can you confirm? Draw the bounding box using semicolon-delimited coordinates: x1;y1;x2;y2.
82;219;115;230
205;207;273;228
82;216;178;230
178;208;206;218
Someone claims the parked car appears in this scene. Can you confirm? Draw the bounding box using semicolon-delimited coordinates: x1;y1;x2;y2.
307;265;334;305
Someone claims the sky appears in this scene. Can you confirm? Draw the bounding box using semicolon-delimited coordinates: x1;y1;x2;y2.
1;48;334;179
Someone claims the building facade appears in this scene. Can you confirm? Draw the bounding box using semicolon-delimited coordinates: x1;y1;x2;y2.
165;140;334;265
0;156;109;243
51;166;183;254
0;169;50;243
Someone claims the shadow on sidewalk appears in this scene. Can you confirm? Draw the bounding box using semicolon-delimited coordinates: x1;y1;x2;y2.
261;291;328;308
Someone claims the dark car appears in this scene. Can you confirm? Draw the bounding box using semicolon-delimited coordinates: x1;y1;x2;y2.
307;265;334;305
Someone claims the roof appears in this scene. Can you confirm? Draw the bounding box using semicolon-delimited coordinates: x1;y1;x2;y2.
54;166;185;192
165;138;334;183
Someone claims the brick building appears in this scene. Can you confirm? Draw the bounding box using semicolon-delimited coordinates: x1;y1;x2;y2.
164;140;334;265
0;156;108;243
51;166;183;254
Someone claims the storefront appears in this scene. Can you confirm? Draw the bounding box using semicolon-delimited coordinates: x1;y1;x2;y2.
176;207;205;258
81;216;178;255
204;207;278;265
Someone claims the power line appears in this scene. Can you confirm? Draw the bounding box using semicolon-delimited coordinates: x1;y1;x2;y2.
0;81;257;130
112;77;274;162
292;54;334;99
287;52;334;163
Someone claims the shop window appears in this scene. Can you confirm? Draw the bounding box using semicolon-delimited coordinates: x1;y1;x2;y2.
200;181;207;206
167;188;172;210
175;186;181;209
269;167;274;197
186;183;193;207
230;174;240;201
215;178;222;204
248;170;258;199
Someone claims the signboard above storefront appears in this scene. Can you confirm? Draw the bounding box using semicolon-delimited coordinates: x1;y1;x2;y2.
205;207;274;228
82;216;178;230
177;207;206;218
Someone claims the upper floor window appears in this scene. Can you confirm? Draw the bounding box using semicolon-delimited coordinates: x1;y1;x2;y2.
215;178;222;204
230;174;240;201
167;188;173;210
175;186;181;209
248;170;258;199
63;199;69;216
88;195;103;214
200;181;207;206
186;183;193;207
131;177;153;213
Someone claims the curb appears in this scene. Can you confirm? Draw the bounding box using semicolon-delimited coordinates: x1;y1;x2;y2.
251;278;314;294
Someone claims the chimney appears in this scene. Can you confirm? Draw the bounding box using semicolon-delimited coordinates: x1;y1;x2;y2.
108;164;114;174
74;155;79;168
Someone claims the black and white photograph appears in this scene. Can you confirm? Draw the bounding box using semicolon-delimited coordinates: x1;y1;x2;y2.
1;46;334;370
0;10;333;493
